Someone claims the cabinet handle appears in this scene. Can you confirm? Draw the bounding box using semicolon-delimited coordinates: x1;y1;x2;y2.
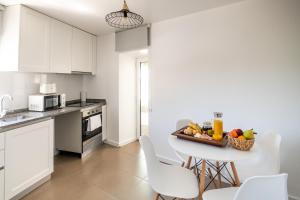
0;166;4;171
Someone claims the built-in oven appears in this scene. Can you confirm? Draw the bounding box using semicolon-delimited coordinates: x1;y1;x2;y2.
81;105;102;156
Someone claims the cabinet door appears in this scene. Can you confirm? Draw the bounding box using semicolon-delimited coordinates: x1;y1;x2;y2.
91;35;97;75
50;19;72;73
0;169;4;200
71;28;92;73
5;120;54;200
19;7;50;72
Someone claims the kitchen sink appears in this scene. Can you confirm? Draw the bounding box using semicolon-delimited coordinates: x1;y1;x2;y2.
0;113;43;127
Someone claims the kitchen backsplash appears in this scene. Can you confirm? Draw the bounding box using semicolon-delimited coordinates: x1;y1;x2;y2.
0;72;84;110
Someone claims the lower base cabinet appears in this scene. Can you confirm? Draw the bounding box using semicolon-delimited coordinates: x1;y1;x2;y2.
4;119;54;200
0;169;4;200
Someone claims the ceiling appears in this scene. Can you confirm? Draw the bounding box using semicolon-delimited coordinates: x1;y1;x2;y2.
0;0;244;35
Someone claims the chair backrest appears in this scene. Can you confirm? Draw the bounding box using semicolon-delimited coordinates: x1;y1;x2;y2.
234;174;288;200
176;119;192;130
139;136;161;185
260;132;282;173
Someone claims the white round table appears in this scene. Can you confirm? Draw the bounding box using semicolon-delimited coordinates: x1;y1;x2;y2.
168;135;261;200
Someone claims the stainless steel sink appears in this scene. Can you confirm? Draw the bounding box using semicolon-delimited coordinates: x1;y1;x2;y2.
0;112;43;127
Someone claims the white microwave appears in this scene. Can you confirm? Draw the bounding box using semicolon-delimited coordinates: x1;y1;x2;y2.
28;94;66;112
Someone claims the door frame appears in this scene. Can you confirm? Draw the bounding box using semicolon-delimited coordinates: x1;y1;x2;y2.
136;57;149;139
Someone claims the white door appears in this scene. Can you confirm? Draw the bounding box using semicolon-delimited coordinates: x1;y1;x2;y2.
0;169;4;200
5;120;54;200
50;19;72;73
71;28;92;73
137;58;150;137
19;6;50;72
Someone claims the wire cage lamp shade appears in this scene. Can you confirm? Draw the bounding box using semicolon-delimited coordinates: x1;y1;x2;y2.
105;0;144;29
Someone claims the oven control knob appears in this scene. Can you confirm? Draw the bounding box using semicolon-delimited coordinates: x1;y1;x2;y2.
88;112;91;115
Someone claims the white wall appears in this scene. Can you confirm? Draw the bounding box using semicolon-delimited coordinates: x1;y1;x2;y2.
118;53;137;145
83;34;120;144
0;72;83;110
150;0;300;198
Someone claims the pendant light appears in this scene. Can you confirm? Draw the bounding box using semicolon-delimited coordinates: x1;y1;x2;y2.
105;0;144;29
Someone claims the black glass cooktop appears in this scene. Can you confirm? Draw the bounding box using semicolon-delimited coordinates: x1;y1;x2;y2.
67;102;96;107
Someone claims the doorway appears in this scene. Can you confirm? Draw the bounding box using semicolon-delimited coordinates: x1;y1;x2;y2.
137;58;149;137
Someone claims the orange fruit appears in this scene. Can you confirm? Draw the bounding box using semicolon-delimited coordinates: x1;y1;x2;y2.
238;135;246;140
229;130;238;138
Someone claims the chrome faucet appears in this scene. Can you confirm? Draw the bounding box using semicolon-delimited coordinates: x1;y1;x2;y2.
0;94;13;118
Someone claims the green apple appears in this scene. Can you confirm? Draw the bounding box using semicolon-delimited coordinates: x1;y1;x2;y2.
243;129;254;140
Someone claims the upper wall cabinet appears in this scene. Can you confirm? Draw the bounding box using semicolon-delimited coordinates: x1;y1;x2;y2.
71;28;92;73
19;7;50;72
0;5;96;74
50;19;72;73
0;5;50;72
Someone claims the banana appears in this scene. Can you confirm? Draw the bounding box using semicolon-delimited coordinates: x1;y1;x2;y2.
188;122;202;133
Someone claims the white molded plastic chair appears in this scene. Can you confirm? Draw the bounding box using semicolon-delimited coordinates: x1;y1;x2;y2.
175;119;192;167
235;132;281;182
139;135;199;199
203;174;288;200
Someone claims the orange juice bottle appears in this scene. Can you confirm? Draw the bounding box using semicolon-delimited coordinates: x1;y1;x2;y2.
213;112;223;140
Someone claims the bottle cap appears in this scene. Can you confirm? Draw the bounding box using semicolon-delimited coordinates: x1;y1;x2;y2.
214;112;223;118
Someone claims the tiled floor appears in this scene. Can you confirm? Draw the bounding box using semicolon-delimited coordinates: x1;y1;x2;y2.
22;141;159;200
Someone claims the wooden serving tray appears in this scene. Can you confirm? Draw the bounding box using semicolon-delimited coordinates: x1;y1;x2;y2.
171;127;228;147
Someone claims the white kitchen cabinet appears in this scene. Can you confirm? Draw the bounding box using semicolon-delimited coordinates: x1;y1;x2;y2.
19;6;50;72
5;119;54;200
0;5;97;74
50;19;72;73
71;28;93;73
91;35;97;75
0;5;50;72
0;133;4;151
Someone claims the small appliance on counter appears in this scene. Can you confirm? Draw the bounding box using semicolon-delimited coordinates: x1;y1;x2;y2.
28;93;66;111
39;83;57;94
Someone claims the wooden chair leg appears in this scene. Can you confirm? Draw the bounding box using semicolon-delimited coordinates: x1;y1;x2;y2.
186;156;192;169
216;161;222;188
230;162;241;186
154;193;160;200
199;160;206;200
181;162;185;167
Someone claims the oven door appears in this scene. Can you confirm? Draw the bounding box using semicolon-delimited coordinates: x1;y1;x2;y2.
44;95;59;111
82;113;102;142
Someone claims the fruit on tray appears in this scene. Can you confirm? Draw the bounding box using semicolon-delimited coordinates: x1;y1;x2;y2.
184;122;202;135
183;122;214;140
207;129;214;136
188;122;202;133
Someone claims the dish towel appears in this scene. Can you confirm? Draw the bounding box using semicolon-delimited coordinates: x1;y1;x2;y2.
87;114;102;132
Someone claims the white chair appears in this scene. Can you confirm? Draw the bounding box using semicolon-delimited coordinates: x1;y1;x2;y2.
175;119;193;167
139;135;199;199
235;132;281;182
203;174;288;200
